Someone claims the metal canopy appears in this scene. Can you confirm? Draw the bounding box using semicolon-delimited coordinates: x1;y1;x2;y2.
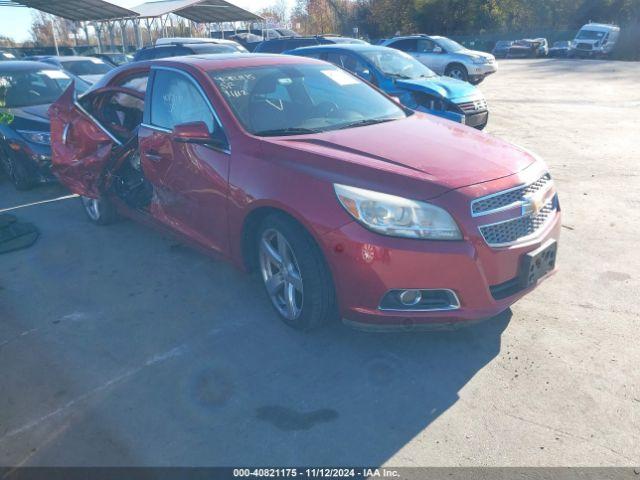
12;0;138;20
132;0;262;22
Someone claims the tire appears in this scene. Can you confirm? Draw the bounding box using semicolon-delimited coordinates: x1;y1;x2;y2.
80;195;118;225
445;63;469;82
1;152;36;190
257;213;336;331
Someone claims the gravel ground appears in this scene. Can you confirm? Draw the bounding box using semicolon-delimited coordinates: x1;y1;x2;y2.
0;58;638;467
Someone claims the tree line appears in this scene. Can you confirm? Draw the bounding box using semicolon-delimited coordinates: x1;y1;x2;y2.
288;0;640;39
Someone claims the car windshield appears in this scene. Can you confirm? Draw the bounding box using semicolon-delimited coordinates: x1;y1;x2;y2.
496;41;512;47
209;63;407;136
361;49;437;79
61;59;113;76
0;69;73;107
554;41;570;47
434;37;466;52
576;29;606;40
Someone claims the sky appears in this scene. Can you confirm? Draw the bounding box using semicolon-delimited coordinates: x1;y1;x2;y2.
0;0;293;43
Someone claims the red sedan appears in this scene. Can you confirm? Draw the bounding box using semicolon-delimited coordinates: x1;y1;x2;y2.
50;54;560;331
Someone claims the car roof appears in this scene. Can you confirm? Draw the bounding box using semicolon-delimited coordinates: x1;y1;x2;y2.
151;53;322;71
47;56;107;62
291;43;387;53
581;23;619;31
0;60;64;72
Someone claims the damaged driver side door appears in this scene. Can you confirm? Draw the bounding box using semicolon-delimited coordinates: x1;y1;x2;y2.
50;84;145;198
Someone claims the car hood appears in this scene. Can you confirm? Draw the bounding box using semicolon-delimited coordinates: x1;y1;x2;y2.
5;103;51;122
459;49;495;61
261;114;537;199
395;75;479;101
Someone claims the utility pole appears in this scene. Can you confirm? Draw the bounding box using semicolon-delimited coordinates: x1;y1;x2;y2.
50;14;60;55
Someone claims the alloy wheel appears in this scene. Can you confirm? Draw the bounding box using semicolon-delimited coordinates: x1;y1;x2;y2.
449;68;465;80
81;196;101;221
259;228;304;321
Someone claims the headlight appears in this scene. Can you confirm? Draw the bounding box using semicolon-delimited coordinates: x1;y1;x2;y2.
472;57;488;64
334;184;462;240
17;130;51;145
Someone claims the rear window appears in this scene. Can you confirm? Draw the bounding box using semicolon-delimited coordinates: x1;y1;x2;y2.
61;59;113;76
189;44;239;54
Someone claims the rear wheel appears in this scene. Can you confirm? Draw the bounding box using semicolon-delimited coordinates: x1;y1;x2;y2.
81;196;118;225
1;153;35;190
445;63;469;82
257;213;336;330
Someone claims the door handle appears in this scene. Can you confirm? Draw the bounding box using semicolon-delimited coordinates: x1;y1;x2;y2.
145;150;163;162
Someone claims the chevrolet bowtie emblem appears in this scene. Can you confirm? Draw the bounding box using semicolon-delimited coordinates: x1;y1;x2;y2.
522;193;545;216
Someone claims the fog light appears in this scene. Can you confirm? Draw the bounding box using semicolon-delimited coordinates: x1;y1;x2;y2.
399;289;422;306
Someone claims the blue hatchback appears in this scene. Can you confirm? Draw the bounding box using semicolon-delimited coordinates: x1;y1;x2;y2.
287;44;489;129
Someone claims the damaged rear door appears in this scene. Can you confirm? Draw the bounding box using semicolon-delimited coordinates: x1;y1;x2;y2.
50;84;144;197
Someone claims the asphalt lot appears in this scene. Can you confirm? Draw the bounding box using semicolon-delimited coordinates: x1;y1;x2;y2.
0;58;639;467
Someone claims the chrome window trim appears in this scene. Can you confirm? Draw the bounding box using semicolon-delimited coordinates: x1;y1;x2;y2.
140;122;171;133
378;288;461;312
478;200;558;248
149;65;230;154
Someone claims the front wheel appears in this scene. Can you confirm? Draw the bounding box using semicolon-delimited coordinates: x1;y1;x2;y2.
80;196;118;225
445;63;469;82
1;153;35;190
258;213;336;330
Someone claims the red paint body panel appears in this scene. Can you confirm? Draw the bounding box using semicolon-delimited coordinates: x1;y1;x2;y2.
50;55;560;328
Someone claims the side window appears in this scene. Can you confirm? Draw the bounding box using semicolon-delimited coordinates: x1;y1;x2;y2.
150;70;217;133
118;73;149;93
389;39;417;52
300;51;323;59
417;39;436;52
326;53;367;76
135;49;153;61
82;90;144;140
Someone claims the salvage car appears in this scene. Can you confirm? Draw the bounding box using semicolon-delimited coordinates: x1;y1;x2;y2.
29;55;114;84
50;54;560;330
548;41;572;57
289;44;489;129
382;35;497;84
507;38;548;58
0;61;88;189
492;41;513;59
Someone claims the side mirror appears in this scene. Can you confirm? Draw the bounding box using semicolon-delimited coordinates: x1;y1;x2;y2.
172;121;212;144
358;69;372;81
172;121;228;150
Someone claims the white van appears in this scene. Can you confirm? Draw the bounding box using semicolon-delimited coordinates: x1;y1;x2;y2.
572;23;620;57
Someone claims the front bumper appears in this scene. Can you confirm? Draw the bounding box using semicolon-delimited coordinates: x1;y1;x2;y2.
319;166;560;329
468;62;498;78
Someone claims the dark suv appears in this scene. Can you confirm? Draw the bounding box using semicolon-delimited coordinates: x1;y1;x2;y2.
254;36;366;54
133;42;244;61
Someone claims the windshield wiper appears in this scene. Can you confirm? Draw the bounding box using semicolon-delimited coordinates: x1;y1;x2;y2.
387;73;412;79
335;117;398;130
254;127;319;137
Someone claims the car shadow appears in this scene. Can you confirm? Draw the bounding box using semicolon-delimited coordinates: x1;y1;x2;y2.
0;184;511;467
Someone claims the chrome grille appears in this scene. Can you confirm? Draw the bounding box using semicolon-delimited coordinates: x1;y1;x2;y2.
457;98;488;113
479;199;556;247
576;42;593;50
471;172;552;216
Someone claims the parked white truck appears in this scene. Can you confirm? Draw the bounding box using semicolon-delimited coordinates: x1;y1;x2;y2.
571;23;620;57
